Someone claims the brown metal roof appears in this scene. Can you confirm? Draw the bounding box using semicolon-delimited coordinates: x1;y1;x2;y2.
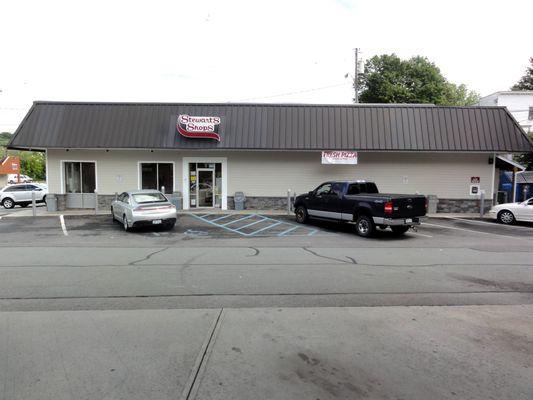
8;101;533;152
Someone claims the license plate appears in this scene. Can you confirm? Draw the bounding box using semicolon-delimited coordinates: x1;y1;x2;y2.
405;218;412;224
152;219;162;225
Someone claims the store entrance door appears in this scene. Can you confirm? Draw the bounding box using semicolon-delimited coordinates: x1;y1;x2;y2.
197;169;214;207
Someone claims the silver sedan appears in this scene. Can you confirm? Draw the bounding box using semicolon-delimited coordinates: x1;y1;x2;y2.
111;190;177;231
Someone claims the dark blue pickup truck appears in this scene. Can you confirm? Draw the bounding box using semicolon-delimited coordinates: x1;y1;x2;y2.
293;181;427;237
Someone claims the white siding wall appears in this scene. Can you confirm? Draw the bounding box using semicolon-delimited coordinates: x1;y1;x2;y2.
47;149;493;199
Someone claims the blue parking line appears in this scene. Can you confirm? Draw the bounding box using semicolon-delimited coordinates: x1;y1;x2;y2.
209;214;233;222
189;214;249;235
307;229;318;236
222;214;255;226
277;225;299;236
248;221;283;236
234;217;268;231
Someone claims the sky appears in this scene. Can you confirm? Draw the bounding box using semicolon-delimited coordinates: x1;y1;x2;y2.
0;0;532;132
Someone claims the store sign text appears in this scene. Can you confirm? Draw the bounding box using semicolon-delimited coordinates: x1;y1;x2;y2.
321;151;358;165
177;115;221;141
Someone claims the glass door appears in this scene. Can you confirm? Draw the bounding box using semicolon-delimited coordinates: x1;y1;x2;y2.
197;169;214;207
64;162;96;208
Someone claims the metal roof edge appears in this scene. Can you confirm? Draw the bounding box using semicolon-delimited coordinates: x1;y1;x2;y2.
29;100;507;110
6;104;38;150
500;107;533;151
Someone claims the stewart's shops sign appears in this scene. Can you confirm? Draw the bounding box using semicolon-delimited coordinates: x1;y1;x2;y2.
177;115;221;141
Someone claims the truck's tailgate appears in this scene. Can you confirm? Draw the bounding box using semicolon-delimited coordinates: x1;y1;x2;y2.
391;196;427;218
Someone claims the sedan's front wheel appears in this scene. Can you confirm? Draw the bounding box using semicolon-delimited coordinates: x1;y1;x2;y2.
497;210;515;224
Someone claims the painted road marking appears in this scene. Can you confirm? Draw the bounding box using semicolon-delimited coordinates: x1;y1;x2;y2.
247;221;283;236
209;214;234;222
277;225;299;236
222;214;255;226
448;217;533;231
234;218;268;231
408;231;433;238
59;215;68;236
423;222;527;241
189;213;330;237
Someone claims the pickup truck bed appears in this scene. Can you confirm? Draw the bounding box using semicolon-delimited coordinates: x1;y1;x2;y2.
293;181;427;237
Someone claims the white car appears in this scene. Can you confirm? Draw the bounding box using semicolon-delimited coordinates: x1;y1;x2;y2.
7;174;33;184
488;197;533;224
0;183;48;209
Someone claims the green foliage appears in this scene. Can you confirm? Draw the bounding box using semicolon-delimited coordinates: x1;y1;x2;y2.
358;54;479;106
511;57;533;90
516;132;533;170
0;132;46;181
0;132;11;147
511;57;533;170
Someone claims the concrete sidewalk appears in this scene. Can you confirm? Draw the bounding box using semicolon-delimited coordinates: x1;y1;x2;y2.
1;305;531;400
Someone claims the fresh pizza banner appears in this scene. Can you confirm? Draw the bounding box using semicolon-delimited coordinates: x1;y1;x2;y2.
321;151;358;165
177;115;221;141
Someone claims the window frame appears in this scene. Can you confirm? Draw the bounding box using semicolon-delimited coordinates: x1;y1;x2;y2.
60;160;98;194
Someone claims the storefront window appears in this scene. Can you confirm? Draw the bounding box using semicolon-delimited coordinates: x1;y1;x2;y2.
64;162;96;193
140;163;173;193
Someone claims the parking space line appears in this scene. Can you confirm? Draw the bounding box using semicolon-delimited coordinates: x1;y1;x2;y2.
447;217;533;231
277;226;299;236
408;231;433;238
234;218;268;231
209;214;233;222
221;214;255;226
424;222;524;240
307;229;318;236
59;215;69;236
247;221;283;235
190;214;250;235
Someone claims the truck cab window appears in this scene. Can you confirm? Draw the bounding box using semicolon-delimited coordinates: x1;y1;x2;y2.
315;183;332;196
347;184;360;195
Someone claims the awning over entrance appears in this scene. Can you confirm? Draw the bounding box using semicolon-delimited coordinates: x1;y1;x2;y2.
496;155;526;171
517;171;533;184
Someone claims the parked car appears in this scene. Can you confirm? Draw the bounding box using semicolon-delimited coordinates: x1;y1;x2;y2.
111;190;177;231
293;181;427;237
0;183;48;209
488;198;533;224
7;174;33;184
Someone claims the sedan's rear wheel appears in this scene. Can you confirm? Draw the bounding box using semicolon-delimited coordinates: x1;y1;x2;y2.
497;210;515;224
123;215;130;231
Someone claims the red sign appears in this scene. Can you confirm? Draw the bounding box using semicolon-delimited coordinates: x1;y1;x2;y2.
177;115;221;141
471;177;480;184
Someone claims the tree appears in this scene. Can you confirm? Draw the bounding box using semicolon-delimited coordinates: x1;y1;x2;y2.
511;57;533;90
358;54;479;106
512;57;533;169
0;132;46;181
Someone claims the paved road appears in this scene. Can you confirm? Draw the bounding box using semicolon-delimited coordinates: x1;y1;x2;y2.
0;213;532;399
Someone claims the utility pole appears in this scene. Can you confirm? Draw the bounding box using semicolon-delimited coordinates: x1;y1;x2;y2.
354;48;360;103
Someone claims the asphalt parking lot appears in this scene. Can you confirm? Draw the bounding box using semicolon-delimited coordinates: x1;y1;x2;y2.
1;211;532;400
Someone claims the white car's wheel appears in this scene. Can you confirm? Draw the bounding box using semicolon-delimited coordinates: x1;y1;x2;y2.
123;215;130;231
497;210;515;224
2;198;15;209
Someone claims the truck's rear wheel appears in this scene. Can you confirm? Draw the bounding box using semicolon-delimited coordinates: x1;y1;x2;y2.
355;215;375;237
295;206;308;224
391;226;410;235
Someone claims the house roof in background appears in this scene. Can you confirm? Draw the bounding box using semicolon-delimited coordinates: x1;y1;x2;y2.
7;101;533;153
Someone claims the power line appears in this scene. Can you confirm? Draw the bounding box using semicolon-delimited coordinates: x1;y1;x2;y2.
237;82;350;102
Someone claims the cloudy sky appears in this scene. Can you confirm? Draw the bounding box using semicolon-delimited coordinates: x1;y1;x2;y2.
0;0;531;131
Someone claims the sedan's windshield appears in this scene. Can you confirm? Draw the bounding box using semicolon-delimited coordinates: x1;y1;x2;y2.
132;193;167;203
